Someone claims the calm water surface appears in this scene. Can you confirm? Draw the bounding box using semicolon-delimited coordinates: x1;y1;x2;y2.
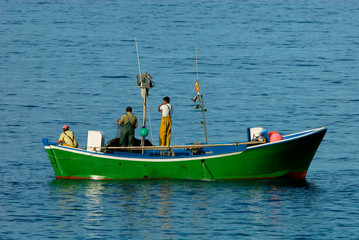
1;0;359;239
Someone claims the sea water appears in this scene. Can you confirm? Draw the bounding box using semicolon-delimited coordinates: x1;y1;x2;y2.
1;0;359;239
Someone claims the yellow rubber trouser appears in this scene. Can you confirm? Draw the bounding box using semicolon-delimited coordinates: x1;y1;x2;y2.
62;143;78;148
159;116;172;146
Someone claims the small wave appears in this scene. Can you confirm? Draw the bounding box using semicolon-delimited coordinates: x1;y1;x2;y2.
23;105;39;108
101;76;130;79
335;58;355;62
331;80;342;84
6;124;21;127
295;64;320;67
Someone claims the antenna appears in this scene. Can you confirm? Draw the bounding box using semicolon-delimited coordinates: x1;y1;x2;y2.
196;47;199;84
135;37;141;80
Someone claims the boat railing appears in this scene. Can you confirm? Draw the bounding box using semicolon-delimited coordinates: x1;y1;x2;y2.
89;141;266;153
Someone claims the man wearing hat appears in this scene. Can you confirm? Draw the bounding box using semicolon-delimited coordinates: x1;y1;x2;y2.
57;125;78;148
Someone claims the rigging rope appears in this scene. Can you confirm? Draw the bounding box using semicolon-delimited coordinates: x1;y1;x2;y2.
115;124;120;139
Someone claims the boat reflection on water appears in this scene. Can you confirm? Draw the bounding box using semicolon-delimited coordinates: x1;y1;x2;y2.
46;178;317;238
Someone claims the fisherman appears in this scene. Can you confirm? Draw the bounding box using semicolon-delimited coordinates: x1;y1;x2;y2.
158;96;173;146
117;106;138;148
57;125;78;148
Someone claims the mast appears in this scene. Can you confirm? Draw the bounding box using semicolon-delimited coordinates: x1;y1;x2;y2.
192;47;208;143
135;38;153;149
199;94;208;143
135;38;145;129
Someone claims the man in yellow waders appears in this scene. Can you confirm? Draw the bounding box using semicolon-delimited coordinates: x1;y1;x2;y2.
57;125;78;148
117;106;138;148
158;96;173;146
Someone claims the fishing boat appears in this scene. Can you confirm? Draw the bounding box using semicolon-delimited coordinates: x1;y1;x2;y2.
42;45;326;180
42;126;326;180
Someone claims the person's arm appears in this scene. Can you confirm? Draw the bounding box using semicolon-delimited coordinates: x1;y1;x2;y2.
158;104;164;112
134;117;138;128
117;115;124;126
57;133;65;144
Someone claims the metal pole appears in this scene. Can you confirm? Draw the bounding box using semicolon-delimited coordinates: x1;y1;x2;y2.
200;94;208;143
195;47;207;143
135;37;146;150
141;90;147;150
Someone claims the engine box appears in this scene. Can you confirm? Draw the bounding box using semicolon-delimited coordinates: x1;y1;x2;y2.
87;131;105;151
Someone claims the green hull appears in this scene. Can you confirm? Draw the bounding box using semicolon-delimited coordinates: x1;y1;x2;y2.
43;127;326;180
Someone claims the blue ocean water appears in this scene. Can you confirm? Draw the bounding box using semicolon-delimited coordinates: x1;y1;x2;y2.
1;0;359;239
